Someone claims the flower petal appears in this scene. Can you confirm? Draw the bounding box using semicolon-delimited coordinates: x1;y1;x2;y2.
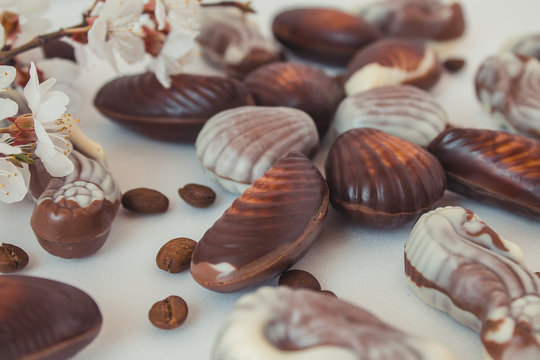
0;142;22;155
34;121;74;177
23;62;41;114
155;0;167;30
0;24;5;49
0;65;16;89
36;90;69;124
0;98;18;120
0;159;28;203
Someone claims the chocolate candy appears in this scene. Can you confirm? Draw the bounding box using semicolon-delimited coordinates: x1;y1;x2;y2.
244;62;344;137
198;7;282;79
359;0;466;41
405;206;540;360
502;33;540;61
344;38;442;95
195;106;319;193
213;286;454;359
333;85;448;146
272;8;381;65
94;73;254;142
29;150;121;258
475;53;540;139
191;152;329;293
0;275;102;359
325;128;446;228
428;127;540;218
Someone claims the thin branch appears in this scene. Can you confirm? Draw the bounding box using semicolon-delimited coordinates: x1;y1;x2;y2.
201;1;255;14
0;29;67;64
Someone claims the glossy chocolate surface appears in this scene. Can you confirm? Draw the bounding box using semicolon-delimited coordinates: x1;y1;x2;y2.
94;73;254;142
428;127;540;218
191;152;329;292
0;275;102;360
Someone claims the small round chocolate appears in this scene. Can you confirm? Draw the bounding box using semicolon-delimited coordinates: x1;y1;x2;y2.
443;58;466;73
156;238;197;273
148;296;188;330
278;269;321;291
122;188;169;214
178;184;216;208
0;243;29;273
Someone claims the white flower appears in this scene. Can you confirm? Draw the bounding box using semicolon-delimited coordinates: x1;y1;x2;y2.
0;65;18;120
155;0;200;34
0;0;51;45
0;142;28;203
88;0;146;71
0;23;5;47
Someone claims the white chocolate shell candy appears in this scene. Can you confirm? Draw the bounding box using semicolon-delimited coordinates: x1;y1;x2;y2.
501;33;540;61
405;206;540;360
475;53;540;139
195;106;319;193
213;286;454;360
333;85;448;146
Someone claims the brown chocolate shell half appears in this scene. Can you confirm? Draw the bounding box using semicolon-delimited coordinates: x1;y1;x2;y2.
0;275;102;360
93;72;254;142
191;152;329;293
428;127;540;218
325;128;446;228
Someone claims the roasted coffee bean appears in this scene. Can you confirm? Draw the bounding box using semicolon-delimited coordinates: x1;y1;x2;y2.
178;184;216;208
278;269;321;291
156;238;197;273
0;243;29;273
148;296;188;330
122;188;169;214
443;58;466;72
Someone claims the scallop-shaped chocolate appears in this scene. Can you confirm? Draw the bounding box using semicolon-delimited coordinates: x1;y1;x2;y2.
428;127;540;218
272;8;381;65
195;106;319;193
334;85;448;146
325;128;446;228
94;72;254;142
191;152;329;293
244;62;344;136
344;38;441;95
0;275;102;359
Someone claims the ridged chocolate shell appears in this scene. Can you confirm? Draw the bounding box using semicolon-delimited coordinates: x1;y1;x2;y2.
244;62;345;136
0;275;102;360
94;72;254;142
191;152;329;293
333;85;448;146
325;128;446;228
428;127;540;218
195;106;319;193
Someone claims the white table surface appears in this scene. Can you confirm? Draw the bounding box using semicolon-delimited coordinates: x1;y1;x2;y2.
2;0;540;359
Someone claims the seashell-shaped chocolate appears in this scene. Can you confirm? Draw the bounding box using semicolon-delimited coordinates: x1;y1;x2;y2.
94;72;254;142
191;152;329;293
272;8;381;65
244;62;344;136
344;38;442;95
30;150;122;258
502;33;540;61
405;206;540;360
475;53;540;139
325;128;446;228
359;0;466;41
198;7;282;79
0;275;102;359
195;106;319;193
428;127;540;218
333;85;448;146
213;286;454;359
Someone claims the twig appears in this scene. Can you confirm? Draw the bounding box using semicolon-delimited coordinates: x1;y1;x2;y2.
201;1;255;14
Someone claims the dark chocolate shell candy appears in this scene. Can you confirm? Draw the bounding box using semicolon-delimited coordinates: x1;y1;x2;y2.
94;72;254;142
191;152;329;293
0;275;102;359
325;128;446;228
428;127;540;218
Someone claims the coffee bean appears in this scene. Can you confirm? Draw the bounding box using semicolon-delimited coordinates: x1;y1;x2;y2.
156;238;197;273
148;296;188;330
278;269;321;291
178;184;216;208
122;188;169;214
443;58;466;73
0;243;29;273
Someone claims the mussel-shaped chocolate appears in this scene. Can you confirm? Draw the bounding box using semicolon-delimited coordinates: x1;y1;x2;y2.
0;275;102;359
191;152;329;292
94;73;254;142
344;38;441;95
428;127;540;218
244;62;344;136
195;106;319;193
333;85;448;146
325;128;446;227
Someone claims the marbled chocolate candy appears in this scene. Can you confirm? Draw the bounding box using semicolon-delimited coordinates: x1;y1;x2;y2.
213;286;454;359
94;73;254;142
195;106;319;193
244;62;344;136
502;33;540;61
333;85;448;146
428;127;540;218
272;8;381;65
0;275;102;359
405;206;540;360
325;128;446;228
191;152;329;293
